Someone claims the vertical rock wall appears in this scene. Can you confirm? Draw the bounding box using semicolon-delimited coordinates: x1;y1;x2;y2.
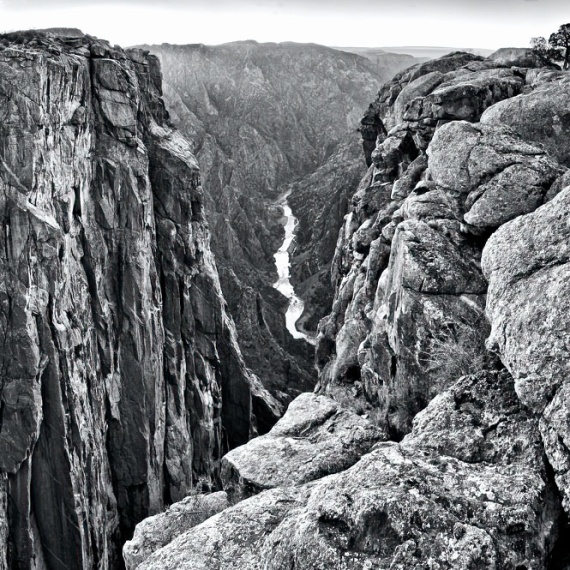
317;51;565;437
0;30;278;569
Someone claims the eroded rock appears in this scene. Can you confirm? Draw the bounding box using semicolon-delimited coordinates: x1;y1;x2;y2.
135;371;560;570
483;184;570;513
123;491;229;570
221;393;386;502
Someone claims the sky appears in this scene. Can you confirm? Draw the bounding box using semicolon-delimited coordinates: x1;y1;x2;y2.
0;0;567;50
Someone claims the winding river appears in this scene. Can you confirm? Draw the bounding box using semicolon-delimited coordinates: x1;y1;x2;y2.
273;195;316;345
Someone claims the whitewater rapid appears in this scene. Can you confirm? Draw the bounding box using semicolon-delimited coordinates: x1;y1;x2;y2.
273;197;316;345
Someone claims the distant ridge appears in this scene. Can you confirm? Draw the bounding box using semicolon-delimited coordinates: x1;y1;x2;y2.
380;45;494;58
335;45;493;60
37;27;85;37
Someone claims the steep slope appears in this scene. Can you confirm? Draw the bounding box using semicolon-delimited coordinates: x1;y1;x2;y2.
142;41;418;402
126;48;570;568
0;30;278;570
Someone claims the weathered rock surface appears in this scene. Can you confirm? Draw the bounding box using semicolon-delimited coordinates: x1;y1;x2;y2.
221;393;386;502
428;121;563;229
481;71;570;166
487;47;546;68
317;50;567;437
482;184;570;514
0;30;278;569
123;491;228;570
133;371;561;569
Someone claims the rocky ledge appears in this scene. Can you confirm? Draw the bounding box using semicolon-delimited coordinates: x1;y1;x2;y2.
127;370;562;569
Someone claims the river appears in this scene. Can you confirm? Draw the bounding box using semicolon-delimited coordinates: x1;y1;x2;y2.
273;195;316;345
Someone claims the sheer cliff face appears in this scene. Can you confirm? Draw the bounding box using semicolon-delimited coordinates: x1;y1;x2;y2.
0;31;277;570
141;42;418;401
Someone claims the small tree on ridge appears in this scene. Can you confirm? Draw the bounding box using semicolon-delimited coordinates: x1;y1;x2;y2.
531;23;570;69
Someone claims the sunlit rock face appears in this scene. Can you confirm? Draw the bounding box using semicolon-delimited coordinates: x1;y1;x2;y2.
0;30;279;569
317;49;566;437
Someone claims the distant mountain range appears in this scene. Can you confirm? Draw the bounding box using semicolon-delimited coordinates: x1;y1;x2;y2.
342;46;494;60
336;45;494;60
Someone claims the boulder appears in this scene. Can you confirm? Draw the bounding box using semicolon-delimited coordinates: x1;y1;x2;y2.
487;47;545;68
481;74;570;166
123;492;229;570
221;393;386;502
428;121;563;228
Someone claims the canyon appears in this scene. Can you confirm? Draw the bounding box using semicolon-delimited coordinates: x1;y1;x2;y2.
140;40;419;404
125;47;570;569
1;26;570;570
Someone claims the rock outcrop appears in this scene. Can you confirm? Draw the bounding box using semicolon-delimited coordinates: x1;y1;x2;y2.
317;49;566;437
0;30;278;569
132;371;562;569
221;392;386;503
123;491;228;570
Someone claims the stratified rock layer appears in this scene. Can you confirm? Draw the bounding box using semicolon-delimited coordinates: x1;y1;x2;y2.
0;30;278;569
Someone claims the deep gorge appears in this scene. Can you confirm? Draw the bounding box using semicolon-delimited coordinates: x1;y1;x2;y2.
1;26;570;570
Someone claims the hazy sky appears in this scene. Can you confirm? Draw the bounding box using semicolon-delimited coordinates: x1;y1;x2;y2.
0;0;567;49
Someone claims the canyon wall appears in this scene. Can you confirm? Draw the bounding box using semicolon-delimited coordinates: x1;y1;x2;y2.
0;30;278;570
127;49;570;568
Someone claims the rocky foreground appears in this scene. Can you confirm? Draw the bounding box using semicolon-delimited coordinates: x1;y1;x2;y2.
125;48;570;568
